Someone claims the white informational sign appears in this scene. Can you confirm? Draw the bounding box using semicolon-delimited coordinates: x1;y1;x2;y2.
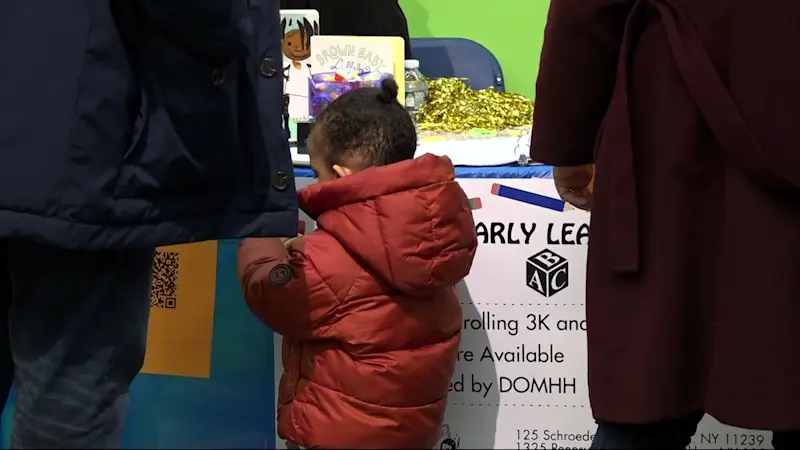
276;177;772;450
441;178;593;450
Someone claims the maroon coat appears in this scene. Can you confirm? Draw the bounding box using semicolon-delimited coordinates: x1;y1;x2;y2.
531;0;800;429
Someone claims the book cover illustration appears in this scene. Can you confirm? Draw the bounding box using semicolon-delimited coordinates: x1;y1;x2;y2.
280;9;319;121
309;35;406;116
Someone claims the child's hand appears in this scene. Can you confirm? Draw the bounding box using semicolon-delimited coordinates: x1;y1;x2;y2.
281;236;300;249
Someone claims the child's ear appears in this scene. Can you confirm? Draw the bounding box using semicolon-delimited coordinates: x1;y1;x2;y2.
332;164;353;178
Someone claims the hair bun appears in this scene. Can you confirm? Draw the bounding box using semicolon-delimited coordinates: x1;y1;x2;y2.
377;78;399;104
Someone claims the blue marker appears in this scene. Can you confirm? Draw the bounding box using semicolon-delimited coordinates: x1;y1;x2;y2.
490;183;566;212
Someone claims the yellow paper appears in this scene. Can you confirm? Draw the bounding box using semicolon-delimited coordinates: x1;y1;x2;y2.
142;241;218;378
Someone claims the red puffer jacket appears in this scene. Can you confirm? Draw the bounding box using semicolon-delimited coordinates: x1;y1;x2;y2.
238;154;477;449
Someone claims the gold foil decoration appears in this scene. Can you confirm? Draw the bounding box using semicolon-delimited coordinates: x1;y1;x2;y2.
416;78;534;132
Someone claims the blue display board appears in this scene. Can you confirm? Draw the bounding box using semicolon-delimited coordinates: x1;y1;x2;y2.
1;241;276;449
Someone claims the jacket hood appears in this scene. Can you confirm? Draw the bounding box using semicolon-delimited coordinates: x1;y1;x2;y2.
299;154;478;294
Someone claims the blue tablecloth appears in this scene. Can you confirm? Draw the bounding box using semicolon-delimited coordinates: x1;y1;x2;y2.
293;164;553;179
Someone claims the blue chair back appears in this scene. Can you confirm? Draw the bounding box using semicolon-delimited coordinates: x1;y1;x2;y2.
410;37;505;91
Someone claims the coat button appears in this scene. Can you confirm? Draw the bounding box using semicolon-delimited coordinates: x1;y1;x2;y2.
212;69;226;86
259;58;277;78
272;171;289;191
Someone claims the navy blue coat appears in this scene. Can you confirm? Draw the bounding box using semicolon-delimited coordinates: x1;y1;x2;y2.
0;0;297;249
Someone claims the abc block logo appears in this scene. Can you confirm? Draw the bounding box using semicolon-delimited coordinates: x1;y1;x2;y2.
526;249;569;297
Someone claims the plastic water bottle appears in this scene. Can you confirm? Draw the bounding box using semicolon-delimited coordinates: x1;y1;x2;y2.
404;59;428;121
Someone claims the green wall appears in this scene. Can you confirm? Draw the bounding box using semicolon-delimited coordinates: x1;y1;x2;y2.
400;0;550;99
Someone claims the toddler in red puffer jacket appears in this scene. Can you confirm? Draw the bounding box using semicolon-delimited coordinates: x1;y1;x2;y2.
238;79;478;449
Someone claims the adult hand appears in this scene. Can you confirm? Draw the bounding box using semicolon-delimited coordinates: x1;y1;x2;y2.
553;165;594;211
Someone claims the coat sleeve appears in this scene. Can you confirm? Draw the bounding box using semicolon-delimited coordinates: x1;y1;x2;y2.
237;237;338;341
530;0;634;166
136;0;250;62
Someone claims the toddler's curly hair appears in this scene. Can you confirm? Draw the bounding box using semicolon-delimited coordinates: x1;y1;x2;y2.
314;78;417;168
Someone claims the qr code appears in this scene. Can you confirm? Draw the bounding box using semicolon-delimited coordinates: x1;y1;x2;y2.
151;250;179;309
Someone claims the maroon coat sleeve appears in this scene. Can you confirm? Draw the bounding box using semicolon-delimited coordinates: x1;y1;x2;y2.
237;237;338;341
530;0;634;166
